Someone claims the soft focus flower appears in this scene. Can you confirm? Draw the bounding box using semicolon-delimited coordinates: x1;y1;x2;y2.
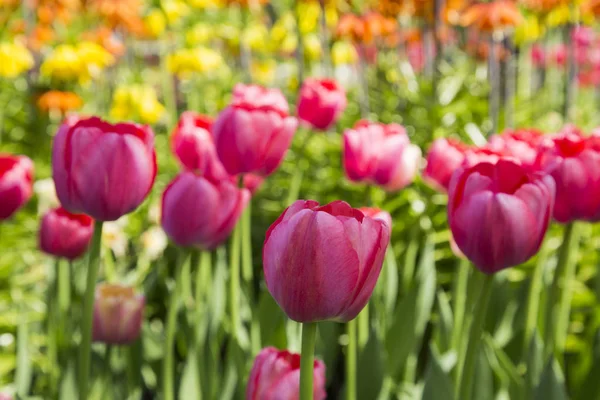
534;131;600;223
213;84;297;176
487;128;544;167
52;116;157;221
531;44;546;67
33;178;59;215
88;0;144;33
0;154;33;220
140;226;168;261
40;42;115;83
161;0;190;24
343;120;422;191
448;160;555;274
297;78;347;131
460;1;522;33
102;218;129;257
423;138;468;192
167;47;224;78
263;200;390;322
81;27;125;57
92;283;144;345
247;347;327;400
37;90;83;115
143;8;166;38
186;22;213;46
251;59;277;86
39;207;94;260
161;172;250;249
332;41;359;65
110;84;165;124
0;41;33;78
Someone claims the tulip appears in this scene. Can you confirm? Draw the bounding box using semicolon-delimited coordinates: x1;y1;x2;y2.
92;283;144;345
212;83;297;176
52;116;157;222
461;147;506;167
39;207;94;260
531;44;546;68
343;121;421;191
0;154;33;220
263;200;390;322
161;171;250;249
535;132;600;223
247;347;327;400
297;78;347;131
448;159;555;274
358;207;392;233
487;128;544;167
423;138;468;192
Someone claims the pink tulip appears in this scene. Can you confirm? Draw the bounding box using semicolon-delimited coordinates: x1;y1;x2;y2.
531;44;546;68
448;160;555;274
487;128;544;167
52;116;157;221
161;171;250;249
462;147;507;167
358;207;392;233
212;84;297;176
0;154;33;220
423;138;468;192
535;131;600;223
40;207;94;260
343;121;421;191
92;283;144;345
297;78;347;131
247;347;326;400
243;173;265;195
263;200;390;322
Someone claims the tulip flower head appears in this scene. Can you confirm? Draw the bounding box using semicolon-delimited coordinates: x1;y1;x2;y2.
263;200;390;322
358;207;392;233
448;160;555;274
92;283;144;345
52;116;157;221
487;128;544;167
0;154;34;220
423;138;469;192
343;120;422;191
246;347;327;400
297;78;347;131
39;207;94;260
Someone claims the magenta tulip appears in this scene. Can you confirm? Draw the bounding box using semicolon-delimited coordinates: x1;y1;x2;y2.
52;116;157;221
343;121;421;191
0;154;33;220
535;132;600;223
92;283;144;345
297;78;347;131
263;200;390;322
448;160;555;274
423;138;468;192
358;207;392;234
161;171;250;249
212;84;297;176
487;128;544;167
39;207;94;260
247;347;326;400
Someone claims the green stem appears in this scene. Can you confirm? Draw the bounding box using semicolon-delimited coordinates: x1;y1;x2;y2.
456;272;493;400
241;201;253;283
523;241;550;355
229;219;242;341
543;223;577;360
555;223;579;357
300;322;318;400
58;260;71;315
163;249;190;400
451;258;471;350
101;345;113;400
357;306;369;349
195;251;211;311
346;319;357;400
78;221;103;400
286;131;312;205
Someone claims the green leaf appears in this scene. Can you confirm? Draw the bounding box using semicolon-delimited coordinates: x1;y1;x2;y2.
357;329;384;399
534;359;568;400
211;247;227;334
472;347;494;400
483;334;524;400
575;349;600;400
59;360;77;400
383;247;399;316
258;292;286;347
422;346;455;400
179;343;202;400
385;283;418;375
435;291;453;353
15;318;31;398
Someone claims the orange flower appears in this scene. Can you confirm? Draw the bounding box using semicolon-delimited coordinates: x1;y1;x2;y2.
581;0;600;16
337;12;396;44
37;90;83;114
28;25;54;51
81;27;125;57
461;1;522;33
87;0;144;34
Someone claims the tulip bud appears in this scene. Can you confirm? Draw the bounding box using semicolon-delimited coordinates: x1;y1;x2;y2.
263;200;390;322
92;283;144;345
246;347;326;400
487;128;544;167
297;78;347;131
52;116;157;221
161;172;250;249
212;83;297;176
423;138;468;192
0;154;33;220
39;207;94;260
343;121;421;191
448;160;555;274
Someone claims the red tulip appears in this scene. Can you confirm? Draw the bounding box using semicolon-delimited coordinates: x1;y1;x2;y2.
247;347;326;400
39;207;94;260
343;121;421;191
263;200;390;322
462;147;506;167
92;283;144;345
487;128;544;167
448;160;555;274
297;78;347;131
161;171;250;249
535;132;600;223
52;117;157;221
212;84;297;176
0;154;33;220
423;138;468;192
358;207;392;233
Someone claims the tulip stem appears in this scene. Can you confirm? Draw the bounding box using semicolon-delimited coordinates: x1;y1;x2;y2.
300;322;318;400
523;240;550;355
79;221;103;400
451;257;471;350
346;319;357;400
58;260;71;316
229;216;242;342
241;200;253;283
456;272;493;400
163;249;190;400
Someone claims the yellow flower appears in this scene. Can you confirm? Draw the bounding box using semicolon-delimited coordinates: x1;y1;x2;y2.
298;2;320;34
77;41;115;74
41;42;114;82
161;0;190;24
110;84;165;124
189;0;223;8
251;59;276;85
0;41;34;78
144;9;167;38
332;40;358;65
243;23;270;52
514;14;544;44
167;47;224;78
304;34;322;60
186;22;213;46
545;3;572;25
